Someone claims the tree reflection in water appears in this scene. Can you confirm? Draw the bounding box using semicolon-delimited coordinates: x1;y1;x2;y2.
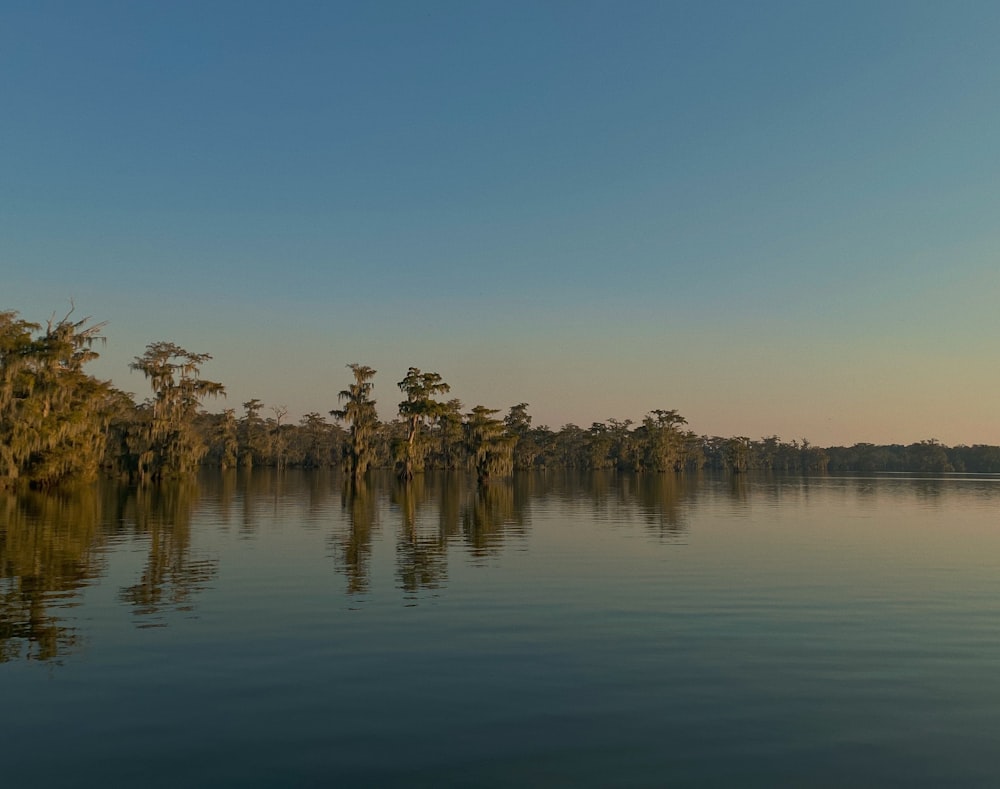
118;480;218;628
0;486;106;662
462;480;528;561
333;476;379;595
393;477;448;598
331;472;535;598
0;478;218;660
331;471;693;597
634;472;696;541
1;470;702;658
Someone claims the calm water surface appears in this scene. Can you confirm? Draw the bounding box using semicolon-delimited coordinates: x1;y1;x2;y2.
3;470;1000;787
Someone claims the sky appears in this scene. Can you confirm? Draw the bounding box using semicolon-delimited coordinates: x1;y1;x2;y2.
3;0;1000;447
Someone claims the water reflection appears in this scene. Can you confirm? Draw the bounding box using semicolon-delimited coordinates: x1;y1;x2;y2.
332;477;379;595
0;479;216;659
393;479;448;596
634;472;695;540
117;481;218;628
529;470;693;540
726;472;751;507
0;486;106;662
330;473;534;598
462;481;528;560
7;470;998;661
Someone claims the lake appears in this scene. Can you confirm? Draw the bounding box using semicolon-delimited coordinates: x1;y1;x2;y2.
3;470;1000;787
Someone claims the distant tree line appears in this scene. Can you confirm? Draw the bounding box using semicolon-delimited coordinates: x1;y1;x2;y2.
2;308;997;488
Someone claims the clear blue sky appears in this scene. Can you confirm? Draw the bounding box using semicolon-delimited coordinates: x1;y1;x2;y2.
4;0;999;446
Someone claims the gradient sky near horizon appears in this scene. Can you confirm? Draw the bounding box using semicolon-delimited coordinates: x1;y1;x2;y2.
4;1;1000;447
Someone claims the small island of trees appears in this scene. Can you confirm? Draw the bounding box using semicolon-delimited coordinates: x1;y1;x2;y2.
2;307;999;490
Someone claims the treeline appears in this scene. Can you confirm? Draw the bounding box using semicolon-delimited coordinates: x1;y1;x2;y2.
2;308;997;488
824;441;1000;473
